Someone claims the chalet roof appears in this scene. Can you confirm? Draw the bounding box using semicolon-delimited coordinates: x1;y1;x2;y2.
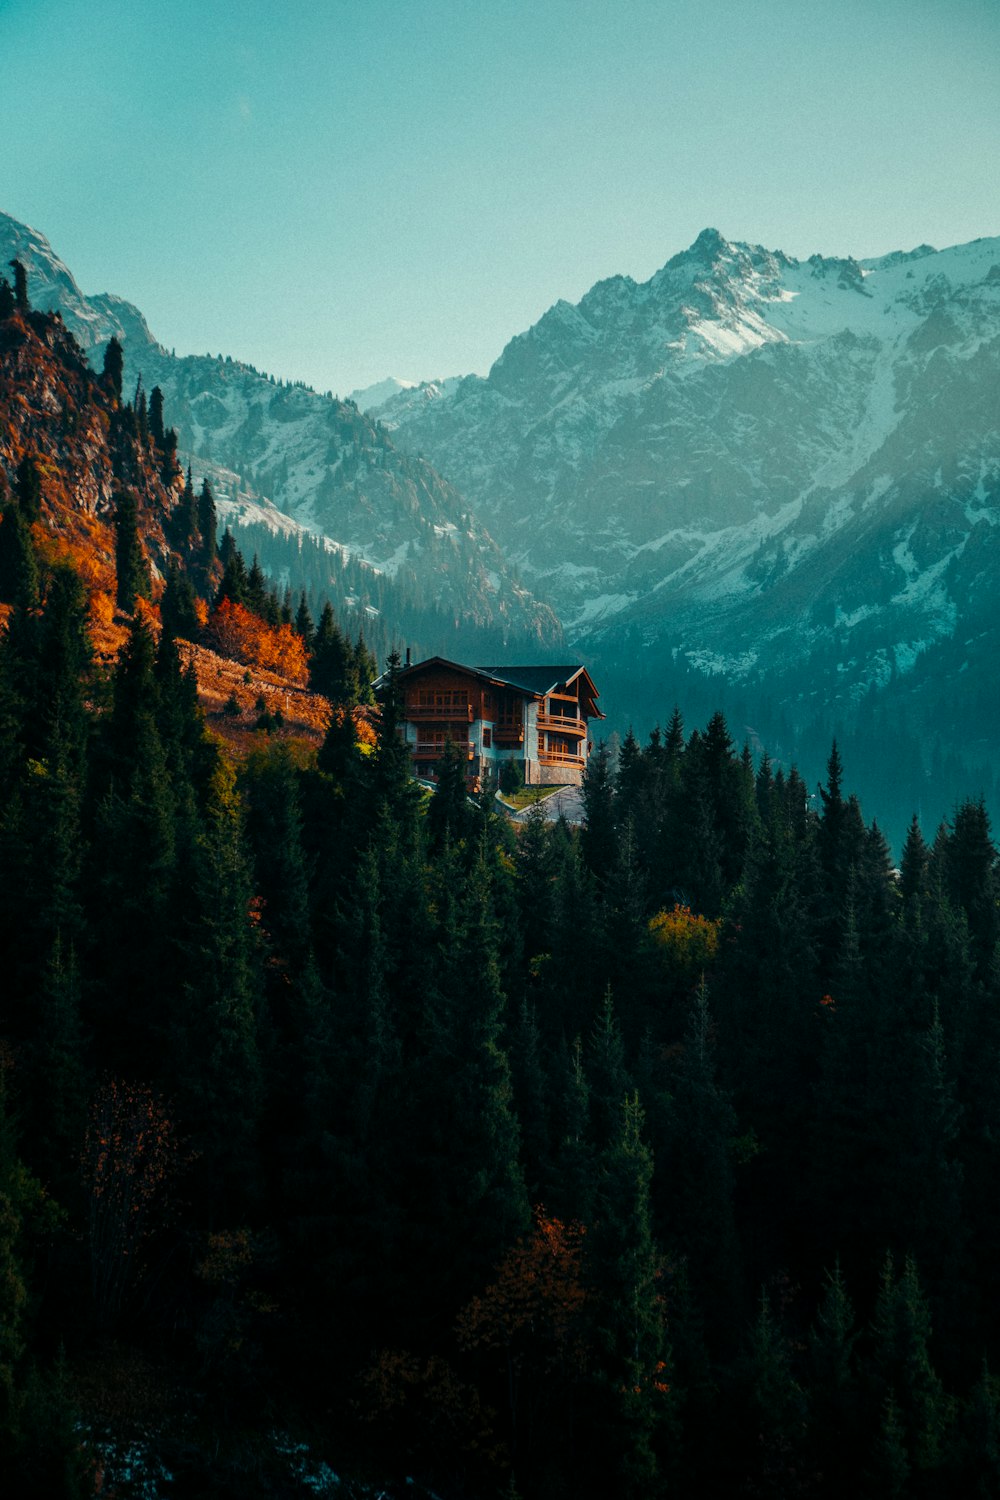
478;664;589;696
374;656;603;716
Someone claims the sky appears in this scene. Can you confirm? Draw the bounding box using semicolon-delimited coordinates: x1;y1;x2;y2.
3;0;998;395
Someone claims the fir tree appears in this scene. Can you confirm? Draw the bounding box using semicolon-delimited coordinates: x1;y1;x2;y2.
15;456;42;524
8;258;28;312
113;489;150;612
148;385;165;449
102;335;124;402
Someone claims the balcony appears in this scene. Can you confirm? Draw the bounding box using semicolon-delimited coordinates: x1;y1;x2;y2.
537;711;586;737
413;742;474;760
405;703;474;722
539;748;585;767
494;723;524;746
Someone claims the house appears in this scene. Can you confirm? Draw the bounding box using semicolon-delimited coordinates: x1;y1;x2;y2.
377;656;604;788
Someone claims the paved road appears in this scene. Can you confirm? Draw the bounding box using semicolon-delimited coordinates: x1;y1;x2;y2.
502;785;585;825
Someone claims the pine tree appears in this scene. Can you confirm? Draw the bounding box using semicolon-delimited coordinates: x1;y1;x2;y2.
0;504;38;608
148;385;165;449
113;490;150;612
807;1261;861;1489
294;594;315;650
584;1091;671;1498
173;466;199;548
15;456;42;524
870;1253;951;1478
102;335;124;402
8;258;28;313
426;736;473;853
581;739;617;887
160;561;201;640
661;982;741;1346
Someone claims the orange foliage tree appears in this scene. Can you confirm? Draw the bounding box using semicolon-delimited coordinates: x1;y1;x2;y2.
648;903;721;985
205;597;308;684
456;1207;588;1459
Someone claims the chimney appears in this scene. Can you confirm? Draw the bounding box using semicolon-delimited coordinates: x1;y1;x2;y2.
405;647;411;667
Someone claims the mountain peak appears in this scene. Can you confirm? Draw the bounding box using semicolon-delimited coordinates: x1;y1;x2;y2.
666;226;731;271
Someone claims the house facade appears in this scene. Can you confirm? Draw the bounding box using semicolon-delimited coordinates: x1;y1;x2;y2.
379;657;603;788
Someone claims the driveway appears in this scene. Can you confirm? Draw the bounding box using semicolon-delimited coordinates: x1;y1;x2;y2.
501;784;586;825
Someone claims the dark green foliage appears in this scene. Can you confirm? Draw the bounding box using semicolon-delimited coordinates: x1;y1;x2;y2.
425;736;473;852
8;257;28;312
3;452;1000;1498
215;537;248;606
148;384;165;448
173;465;199;548
309;601;364;703
15;455;43;522
102;335;124;401
0;502;38;608
160;425;180;486
160;561;201;640
113;489;150;611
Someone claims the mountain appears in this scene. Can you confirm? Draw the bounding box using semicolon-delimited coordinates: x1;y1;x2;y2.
371;227;1000;831
345;375;417;409
0;211;559;653
375;227;999;656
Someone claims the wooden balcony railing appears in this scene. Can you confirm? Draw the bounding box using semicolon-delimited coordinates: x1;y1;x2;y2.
405;703;474;721
494;724;524;746
537;712;586;736
539;748;585;766
413;742;475;760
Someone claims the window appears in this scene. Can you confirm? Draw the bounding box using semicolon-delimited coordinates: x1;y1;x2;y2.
482;728;492;748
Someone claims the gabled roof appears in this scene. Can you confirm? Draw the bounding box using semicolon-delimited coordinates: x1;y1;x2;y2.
478;664;587;696
374;656;604;717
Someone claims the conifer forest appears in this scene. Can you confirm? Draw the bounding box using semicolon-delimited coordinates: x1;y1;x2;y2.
4;278;1000;1498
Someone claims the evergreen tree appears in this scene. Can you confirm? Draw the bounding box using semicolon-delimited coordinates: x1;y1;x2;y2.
113;490;150;612
581;738;617;887
294;593;315;650
426;736;473;853
870;1253;951;1479
173;466;199;548
198;478;218;572
15;456;42;524
584;1092;671;1498
160;427;181;486
0;503;38;608
661;982;741;1345
102;335;124;402
8;258;28;313
160;561;201;640
148;385;165;449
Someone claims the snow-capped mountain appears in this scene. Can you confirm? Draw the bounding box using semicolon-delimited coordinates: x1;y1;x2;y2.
0;211;559;647
375;227;1000;703
345;376;417;410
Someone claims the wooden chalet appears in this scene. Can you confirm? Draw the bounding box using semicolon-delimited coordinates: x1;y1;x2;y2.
377;657;604;788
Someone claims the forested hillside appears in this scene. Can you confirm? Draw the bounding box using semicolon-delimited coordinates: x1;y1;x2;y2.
3;262;1000;1497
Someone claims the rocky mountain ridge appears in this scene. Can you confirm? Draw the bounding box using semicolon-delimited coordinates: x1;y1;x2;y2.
0;211;559;651
371;228;1000;707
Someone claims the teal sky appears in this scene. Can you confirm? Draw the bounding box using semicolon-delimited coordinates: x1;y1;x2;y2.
3;0;998;394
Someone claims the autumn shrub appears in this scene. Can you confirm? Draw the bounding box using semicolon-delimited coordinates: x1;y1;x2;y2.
648;904;721;986
205;597;308;684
